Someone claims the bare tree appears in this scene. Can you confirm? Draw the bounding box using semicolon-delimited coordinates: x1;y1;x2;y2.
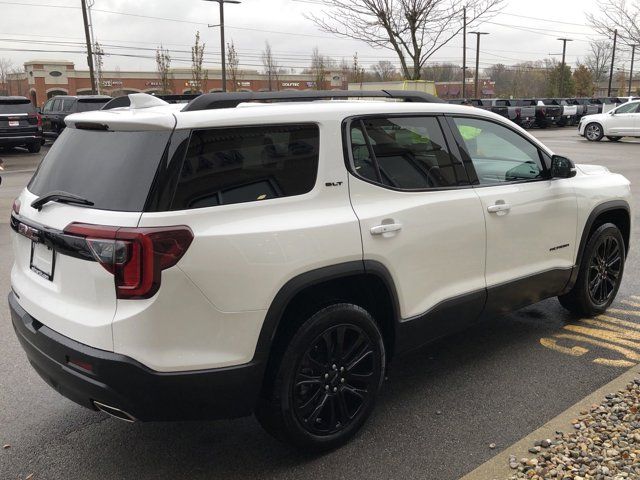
310;47;328;90
587;0;640;46
261;41;280;91
191;31;208;94
155;44;172;94
372;60;398;81
227;40;240;92
583;40;613;84
307;0;504;80
0;57;14;95
422;62;462;82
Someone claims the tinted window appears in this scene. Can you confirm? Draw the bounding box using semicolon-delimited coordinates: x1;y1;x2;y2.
453;117;545;185
42;99;54;113
62;98;75;112
172;124;319;210
350;116;466;189
29;128;171;211
77;99;110;112
52;99;63;111
615;102;639;114
0;99;35;114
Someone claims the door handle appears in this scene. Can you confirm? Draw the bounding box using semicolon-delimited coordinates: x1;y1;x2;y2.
487;203;511;213
370;223;402;235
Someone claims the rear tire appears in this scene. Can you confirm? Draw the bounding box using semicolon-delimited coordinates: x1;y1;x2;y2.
558;223;625;317
256;303;385;451
585;123;604;142
27;142;41;153
607;136;622;142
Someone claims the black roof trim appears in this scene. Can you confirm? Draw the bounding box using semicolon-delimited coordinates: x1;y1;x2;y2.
181;90;443;112
101;94;201;110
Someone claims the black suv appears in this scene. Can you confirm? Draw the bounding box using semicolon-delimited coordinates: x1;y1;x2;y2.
41;95;111;140
0;96;43;153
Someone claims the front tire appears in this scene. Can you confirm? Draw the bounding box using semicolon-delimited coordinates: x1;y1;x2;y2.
559;223;625;316
256;303;385;451
27;142;41;153
585;123;604;142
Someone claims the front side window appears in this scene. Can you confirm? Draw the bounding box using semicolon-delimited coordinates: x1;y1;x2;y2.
349;116;467;189
614;102;639;114
42;99;54;113
452;117;545;185
51;99;62;111
171;124;319;210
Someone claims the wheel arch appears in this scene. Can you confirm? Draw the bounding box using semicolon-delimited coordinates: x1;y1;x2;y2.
254;261;401;390
567;200;631;290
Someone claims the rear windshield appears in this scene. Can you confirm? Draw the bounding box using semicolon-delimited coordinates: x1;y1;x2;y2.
0;99;35;114
77;99;110;112
28;128;171;211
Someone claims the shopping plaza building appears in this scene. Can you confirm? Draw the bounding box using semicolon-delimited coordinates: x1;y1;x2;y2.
1;60;348;106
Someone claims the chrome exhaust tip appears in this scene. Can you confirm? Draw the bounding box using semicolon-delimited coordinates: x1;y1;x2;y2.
93;401;137;423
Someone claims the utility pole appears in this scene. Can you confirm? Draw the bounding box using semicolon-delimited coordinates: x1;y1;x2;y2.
204;0;240;93
557;38;572;97
629;44;638;97
87;0;100;94
461;7;466;100
80;0;96;94
608;29;618;97
469;31;489;99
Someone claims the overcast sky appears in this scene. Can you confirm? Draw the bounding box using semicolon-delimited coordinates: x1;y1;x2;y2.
0;0;633;74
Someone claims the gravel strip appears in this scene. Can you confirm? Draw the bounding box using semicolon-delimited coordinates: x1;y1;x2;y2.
507;378;640;479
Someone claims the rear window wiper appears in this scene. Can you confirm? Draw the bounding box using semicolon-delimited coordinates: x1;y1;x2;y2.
31;191;95;211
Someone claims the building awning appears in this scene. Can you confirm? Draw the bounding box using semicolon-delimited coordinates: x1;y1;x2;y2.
482;88;495;95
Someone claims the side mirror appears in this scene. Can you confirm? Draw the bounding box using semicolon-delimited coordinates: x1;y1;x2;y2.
551;155;576;179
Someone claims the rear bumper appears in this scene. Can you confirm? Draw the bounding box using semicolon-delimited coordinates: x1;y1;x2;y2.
9;291;265;421
0;134;41;146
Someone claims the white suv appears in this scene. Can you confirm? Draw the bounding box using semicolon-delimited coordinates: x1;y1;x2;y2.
579;100;640;141
8;91;632;450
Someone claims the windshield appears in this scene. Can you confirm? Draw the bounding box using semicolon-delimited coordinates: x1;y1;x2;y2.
28;128;172;211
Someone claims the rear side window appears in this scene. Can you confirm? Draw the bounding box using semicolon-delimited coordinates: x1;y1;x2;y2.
62;98;75;112
349;116;467;189
171;124;319;210
0;99;35;114
77;99;110;112
29;128;172;211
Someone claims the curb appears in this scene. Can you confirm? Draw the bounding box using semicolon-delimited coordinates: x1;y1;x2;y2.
460;364;640;480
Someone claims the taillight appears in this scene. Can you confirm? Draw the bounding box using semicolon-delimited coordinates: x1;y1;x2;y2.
12;198;21;215
64;223;193;299
27;113;41;127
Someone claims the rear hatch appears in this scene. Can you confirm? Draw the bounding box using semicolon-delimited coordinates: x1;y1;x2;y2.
0;97;39;138
11;121;174;350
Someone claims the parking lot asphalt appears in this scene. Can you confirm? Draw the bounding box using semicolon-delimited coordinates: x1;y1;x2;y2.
1;130;640;480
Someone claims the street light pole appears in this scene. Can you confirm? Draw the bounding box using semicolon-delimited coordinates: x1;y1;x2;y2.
557;38;572;97
608;29;618;97
461;7;466;100
469;31;489;99
204;0;240;93
629;44;638;97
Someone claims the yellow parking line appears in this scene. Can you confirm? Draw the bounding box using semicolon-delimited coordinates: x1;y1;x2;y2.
580;318;640;339
593;358;635;367
620;299;640;308
608;308;640;318
554;333;640;361
563;324;640;350
539;337;588;356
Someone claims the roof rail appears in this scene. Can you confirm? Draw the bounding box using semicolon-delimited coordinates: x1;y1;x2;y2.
102;93;201;110
181;89;443;112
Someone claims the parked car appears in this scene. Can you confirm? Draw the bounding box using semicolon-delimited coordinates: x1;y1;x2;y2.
556;99;580;126
0;96;43;152
484;99;535;128
515;99;563;128
41;95;111;140
9;91;632;451
571;98;600;118
596;97;623;113
579;99;640;142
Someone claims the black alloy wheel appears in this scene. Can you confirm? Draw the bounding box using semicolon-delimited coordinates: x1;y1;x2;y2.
587;235;622;306
292;324;378;436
